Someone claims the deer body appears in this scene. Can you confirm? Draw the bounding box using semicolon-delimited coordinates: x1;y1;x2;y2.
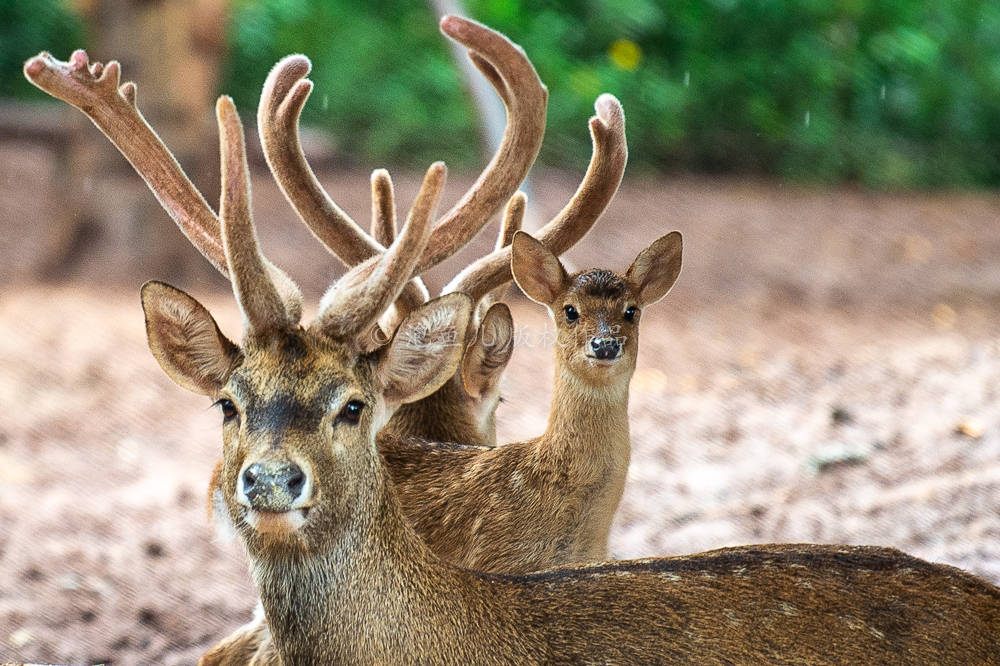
222;360;1000;665
383;356;632;571
182;316;999;665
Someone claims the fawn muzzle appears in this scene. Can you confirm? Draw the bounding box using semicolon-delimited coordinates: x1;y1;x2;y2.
240;461;307;512
589;336;621;361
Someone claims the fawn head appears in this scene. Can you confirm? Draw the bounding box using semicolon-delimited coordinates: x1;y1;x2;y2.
511;230;682;387
140;98;471;555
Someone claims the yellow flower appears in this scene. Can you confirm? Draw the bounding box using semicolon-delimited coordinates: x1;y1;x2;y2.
609;39;641;71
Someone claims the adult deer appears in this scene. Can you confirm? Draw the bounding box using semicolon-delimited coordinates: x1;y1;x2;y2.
24;14;625;658
140;106;998;664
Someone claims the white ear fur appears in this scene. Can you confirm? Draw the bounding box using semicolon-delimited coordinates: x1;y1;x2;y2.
378;294;473;407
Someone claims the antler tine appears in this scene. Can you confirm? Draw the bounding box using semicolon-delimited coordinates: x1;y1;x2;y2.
258;17;546;284
444;93;627;303
217;96;302;333
371;170;430;308
496;191;525;251
258;55;383;265
414;15;547;275
259;56;429;311
23;50;229;276
371;169;397;247
316;163;445;341
371;172;430;333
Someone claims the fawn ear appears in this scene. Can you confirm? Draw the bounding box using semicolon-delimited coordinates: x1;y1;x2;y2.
378;293;473;407
141;281;241;396
511;231;567;306
462;302;514;400
626;231;682;306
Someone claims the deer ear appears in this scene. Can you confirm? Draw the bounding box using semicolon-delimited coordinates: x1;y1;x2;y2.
511;231;567;306
141;281;241;396
378;293;472;407
462;302;514;400
626;231;682;306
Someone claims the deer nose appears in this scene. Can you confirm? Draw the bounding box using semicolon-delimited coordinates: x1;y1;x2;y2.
241;461;306;512
590;337;621;360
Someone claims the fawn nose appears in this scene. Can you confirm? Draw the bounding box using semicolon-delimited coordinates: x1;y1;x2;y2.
590;337;621;360
241;461;307;512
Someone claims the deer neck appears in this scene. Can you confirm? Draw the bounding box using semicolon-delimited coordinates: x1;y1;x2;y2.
540;361;632;466
247;456;464;664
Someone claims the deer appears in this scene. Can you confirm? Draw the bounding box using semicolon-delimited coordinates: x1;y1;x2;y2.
246;40;644;574
26;31;1000;666
136;102;1000;666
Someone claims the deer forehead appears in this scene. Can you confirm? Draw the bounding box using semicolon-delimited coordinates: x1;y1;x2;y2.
228;332;373;426
563;270;634;308
558;270;637;324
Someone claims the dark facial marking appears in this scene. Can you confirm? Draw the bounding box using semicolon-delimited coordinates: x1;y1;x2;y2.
572;269;627;300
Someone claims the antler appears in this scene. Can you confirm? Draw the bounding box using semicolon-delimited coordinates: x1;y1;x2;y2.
444;93;627;303
370;169;397;247
23;50;229;275
477;191;525;313
258;15;547;283
23;50;304;320
217;96;302;333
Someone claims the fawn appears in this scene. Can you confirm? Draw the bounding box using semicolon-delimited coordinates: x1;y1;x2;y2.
381;229;682;573
133;104;998;664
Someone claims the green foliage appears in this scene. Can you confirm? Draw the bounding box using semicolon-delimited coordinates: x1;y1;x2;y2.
7;0;1000;187
225;0;479;169
464;0;1000;187
0;0;83;98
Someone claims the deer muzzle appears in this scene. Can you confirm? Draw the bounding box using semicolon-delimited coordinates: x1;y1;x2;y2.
239;460;308;513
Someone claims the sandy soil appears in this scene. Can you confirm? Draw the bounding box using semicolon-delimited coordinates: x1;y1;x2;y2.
3;145;1000;663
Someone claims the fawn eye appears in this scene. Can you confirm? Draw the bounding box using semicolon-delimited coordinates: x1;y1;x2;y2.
564;305;579;323
215;398;238;423
337;400;365;425
624;306;637;323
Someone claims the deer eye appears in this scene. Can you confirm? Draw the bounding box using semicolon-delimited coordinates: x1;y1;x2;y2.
564;305;579;323
214;398;238;424
337;400;365;425
624;306;637;323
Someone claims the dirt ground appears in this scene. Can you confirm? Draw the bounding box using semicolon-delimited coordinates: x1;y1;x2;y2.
3;140;1000;663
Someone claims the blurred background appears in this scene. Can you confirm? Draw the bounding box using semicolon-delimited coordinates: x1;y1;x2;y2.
3;1;1000;663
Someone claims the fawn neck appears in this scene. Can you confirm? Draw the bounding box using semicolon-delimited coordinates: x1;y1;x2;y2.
540;357;632;464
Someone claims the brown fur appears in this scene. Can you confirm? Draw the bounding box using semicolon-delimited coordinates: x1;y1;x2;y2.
141;293;1000;665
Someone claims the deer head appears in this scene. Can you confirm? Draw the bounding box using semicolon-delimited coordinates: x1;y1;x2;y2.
140;98;472;550
511;230;682;388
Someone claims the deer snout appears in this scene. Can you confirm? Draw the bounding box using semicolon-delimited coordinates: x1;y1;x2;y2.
590;337;621;360
240;461;307;512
